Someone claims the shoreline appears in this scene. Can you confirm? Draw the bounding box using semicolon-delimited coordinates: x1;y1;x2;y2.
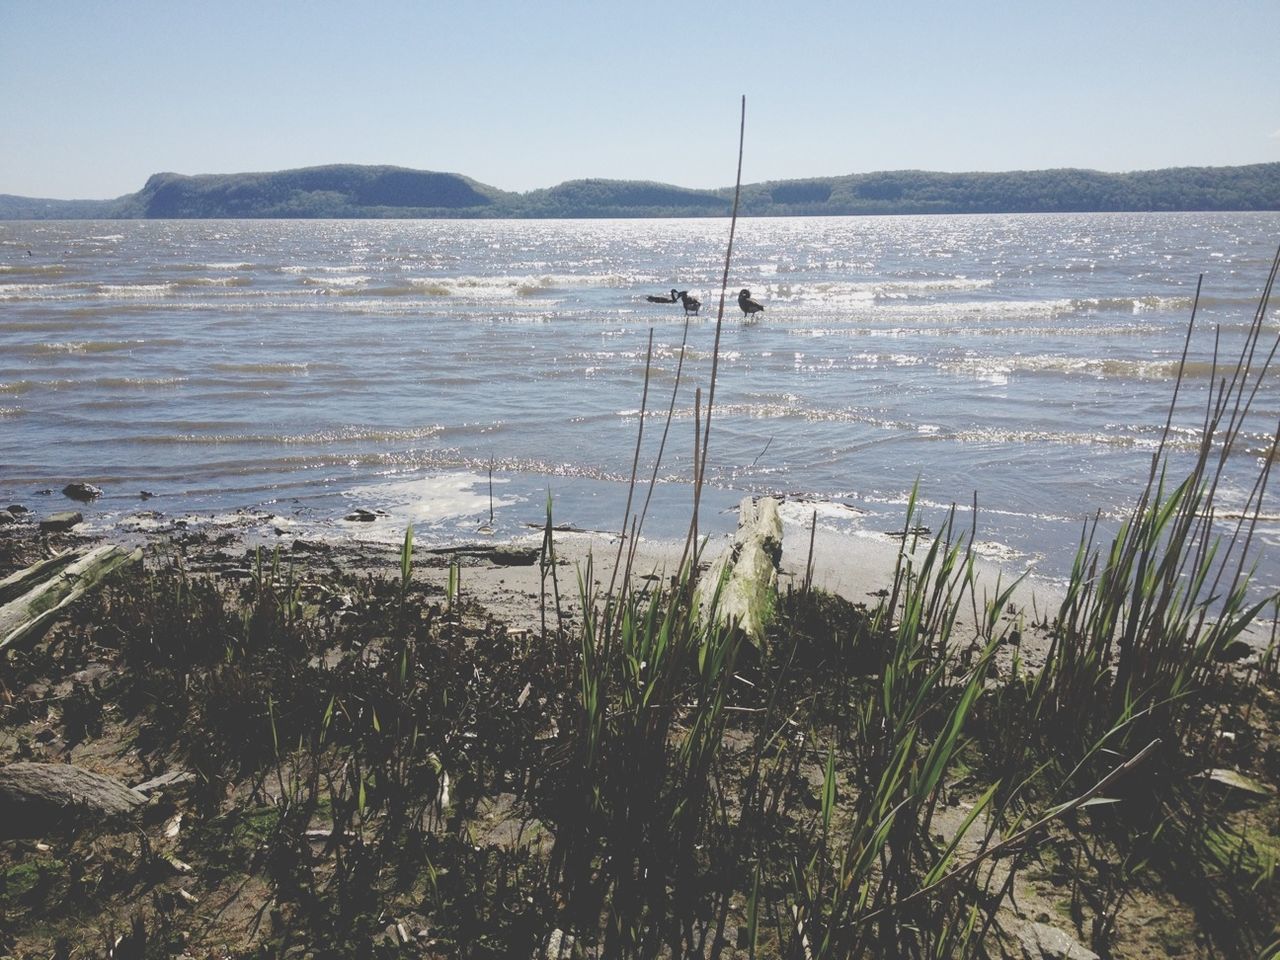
2;492;1072;661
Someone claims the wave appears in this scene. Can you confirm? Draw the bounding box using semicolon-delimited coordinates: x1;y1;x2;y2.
938;354;1243;381
299;275;371;289
94;283;176;297
0;263;66;277
1071;294;1195;313
754;286;1195;319
279;264;370;275
172;261;255;271
0;406;22;418
758;277;993;305
290;272;632;299
658;400;1231;455
92;376;188;389
788;323;1146;340
23;338;181;355
872;278;995;299
0;281;90;299
0;378;75;394
2;278;251;301
171;276;253;288
130;423;446;446
211;361;323;375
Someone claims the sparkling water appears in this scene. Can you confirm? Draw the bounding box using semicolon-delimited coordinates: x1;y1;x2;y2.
2;214;1277;591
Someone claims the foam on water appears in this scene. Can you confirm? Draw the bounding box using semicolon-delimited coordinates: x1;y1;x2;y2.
341;472;518;542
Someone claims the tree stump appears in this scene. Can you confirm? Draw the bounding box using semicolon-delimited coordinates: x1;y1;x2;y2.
696;497;783;649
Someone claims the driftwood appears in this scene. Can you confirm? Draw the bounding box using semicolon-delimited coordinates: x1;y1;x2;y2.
696;497;783;648
0;552;80;606
0;544;141;652
132;770;196;795
425;544;540;566
0;762;147;837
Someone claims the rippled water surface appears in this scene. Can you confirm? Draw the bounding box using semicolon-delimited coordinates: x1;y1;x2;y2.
2;214;1278;588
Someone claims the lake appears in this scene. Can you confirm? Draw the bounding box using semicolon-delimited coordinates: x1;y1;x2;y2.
2;213;1278;592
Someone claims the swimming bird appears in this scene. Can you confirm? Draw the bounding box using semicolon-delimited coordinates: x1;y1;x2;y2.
646;288;679;303
677;291;701;316
738;289;765;319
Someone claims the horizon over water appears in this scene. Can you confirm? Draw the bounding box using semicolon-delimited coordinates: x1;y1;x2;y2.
2;213;1279;595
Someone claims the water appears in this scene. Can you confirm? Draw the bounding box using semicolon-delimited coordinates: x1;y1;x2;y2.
2;214;1278;592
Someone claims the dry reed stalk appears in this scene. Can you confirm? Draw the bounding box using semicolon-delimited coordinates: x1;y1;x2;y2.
681;94;747;576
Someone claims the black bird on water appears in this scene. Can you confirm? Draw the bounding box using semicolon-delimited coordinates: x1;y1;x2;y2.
645;288;679;303
738;289;765;319
677;291;701;316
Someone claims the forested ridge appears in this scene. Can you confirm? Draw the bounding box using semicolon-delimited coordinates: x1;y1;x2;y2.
3;161;1277;219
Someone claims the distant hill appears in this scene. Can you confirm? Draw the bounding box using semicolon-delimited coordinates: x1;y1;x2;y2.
0;194;121;219
3;162;1279;220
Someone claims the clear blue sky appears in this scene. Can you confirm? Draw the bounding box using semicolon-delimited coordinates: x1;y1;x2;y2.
3;0;1278;199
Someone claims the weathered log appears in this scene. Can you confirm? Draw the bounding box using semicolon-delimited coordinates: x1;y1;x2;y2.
0;762;147;837
0;544;141;652
0;552;80;606
696;497;783;649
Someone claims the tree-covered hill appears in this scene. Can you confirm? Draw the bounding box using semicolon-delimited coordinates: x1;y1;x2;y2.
731;164;1280;215
515;179;731;218
3;161;1278;219
117;165;512;218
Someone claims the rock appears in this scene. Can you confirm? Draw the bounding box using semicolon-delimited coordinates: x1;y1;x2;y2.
139;490;154;500
0;510;13;525
61;482;103;502
1018;922;1099;960
1214;639;1254;663
695;497;783;649
7;504;29;515
39;511;83;532
34;489;52;496
344;508;379;522
0;762;147;837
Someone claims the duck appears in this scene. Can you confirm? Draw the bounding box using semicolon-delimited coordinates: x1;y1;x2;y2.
738;289;765;319
677;291;701;316
646;288;680;304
